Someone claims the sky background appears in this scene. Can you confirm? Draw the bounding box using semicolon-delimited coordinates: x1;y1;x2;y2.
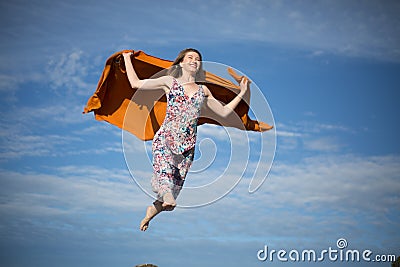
1;0;399;266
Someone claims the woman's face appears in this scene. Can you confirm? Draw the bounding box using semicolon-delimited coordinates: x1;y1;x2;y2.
180;51;201;73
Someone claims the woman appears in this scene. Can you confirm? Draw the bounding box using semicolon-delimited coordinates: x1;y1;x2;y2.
123;48;249;231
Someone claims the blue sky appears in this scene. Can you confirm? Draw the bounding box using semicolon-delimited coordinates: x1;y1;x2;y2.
1;0;399;266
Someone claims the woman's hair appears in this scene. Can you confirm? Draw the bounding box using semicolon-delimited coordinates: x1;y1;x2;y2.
167;48;205;82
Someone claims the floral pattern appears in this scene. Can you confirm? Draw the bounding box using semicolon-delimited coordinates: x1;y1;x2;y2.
151;78;205;201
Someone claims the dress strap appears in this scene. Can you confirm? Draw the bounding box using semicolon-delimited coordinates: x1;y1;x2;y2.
170;77;181;94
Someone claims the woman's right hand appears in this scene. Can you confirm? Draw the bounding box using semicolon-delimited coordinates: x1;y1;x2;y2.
123;52;132;58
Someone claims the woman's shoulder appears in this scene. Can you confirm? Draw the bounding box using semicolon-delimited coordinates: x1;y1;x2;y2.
164;75;176;86
158;75;174;82
153;75;174;89
199;84;211;97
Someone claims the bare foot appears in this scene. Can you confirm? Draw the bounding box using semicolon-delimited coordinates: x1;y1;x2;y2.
162;192;176;210
140;203;162;231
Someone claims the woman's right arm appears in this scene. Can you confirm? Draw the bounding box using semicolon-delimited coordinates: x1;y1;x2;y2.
123;52;170;92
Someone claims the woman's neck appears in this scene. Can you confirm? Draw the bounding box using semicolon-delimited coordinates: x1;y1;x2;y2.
179;71;196;83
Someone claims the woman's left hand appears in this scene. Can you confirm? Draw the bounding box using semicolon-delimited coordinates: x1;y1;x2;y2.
239;77;249;95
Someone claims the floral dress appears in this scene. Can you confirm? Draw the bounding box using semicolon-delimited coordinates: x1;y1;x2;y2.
151;78;205;201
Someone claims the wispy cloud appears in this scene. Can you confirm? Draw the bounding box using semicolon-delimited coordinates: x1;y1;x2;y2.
276;121;352;153
1;0;399;81
0;74;19;102
156;0;400;62
0;149;398;265
182;153;400;251
0;129;123;160
198;124;260;144
0;105;122;161
276;130;302;137
0;133;82;159
46;50;97;96
303;136;343;152
0;166;144;216
278;121;352;134
2;153;398;244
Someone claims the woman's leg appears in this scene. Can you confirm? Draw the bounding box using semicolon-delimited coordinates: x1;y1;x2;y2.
140;200;164;231
162;192;176;210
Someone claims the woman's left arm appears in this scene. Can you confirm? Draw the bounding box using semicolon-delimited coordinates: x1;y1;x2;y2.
201;78;249;118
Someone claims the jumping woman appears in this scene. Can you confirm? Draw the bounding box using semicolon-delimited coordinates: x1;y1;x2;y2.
123;48;252;231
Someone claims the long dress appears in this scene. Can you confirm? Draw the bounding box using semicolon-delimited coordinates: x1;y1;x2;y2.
151;78;205;201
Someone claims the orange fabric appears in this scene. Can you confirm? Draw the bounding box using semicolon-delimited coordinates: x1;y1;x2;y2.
83;50;272;141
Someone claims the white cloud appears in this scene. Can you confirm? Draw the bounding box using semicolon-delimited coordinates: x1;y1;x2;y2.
303;111;317;116
257;154;400;212
1;0;399;84
178;153;400;249
18;103;89;125
75;123;121;137
0;131;123;160
198;124;260;144
109;152;400;253
303;136;343;152
0;74;19;92
198;124;228;141
0;109;122;160
0;133;82;159
0;150;398;256
275;121;352;153
0;166;145;216
46;50;97;96
281;121;352;134
276;130;302;137
158;0;400;62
